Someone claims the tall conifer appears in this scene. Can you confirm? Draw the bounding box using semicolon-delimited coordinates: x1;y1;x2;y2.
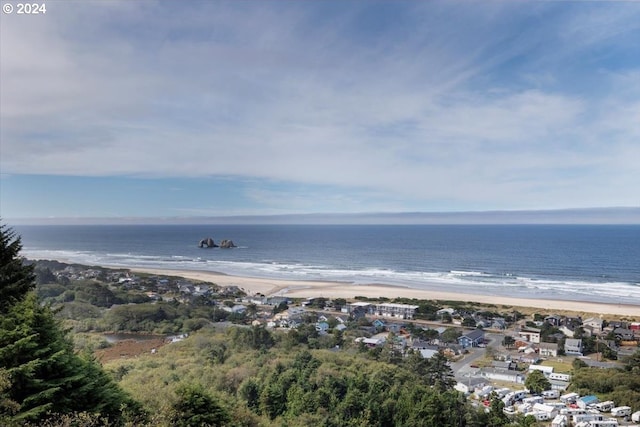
0;224;141;424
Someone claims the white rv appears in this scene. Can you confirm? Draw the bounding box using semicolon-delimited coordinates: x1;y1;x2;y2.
611;406;631;417
595;401;615;412
543;389;560;399
560;392;579;404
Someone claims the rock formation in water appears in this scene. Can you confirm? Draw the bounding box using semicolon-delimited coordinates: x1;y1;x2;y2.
219;239;236;248
199;237;217;248
199;237;236;248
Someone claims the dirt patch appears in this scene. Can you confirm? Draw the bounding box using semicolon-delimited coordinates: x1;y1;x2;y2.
95;338;166;363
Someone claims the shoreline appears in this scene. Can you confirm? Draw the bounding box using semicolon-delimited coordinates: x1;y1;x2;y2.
129;267;640;318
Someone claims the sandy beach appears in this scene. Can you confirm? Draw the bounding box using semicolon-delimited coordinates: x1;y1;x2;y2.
130;267;640;318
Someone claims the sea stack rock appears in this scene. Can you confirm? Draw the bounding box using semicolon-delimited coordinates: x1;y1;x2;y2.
199;237;218;248
219;239;236;248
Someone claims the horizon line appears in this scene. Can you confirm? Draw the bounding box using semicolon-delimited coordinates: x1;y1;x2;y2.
5;206;640;225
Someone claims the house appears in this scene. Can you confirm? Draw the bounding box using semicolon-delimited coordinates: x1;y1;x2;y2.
266;296;290;306
458;329;485;348
545;315;563;327
335;324;347;332
480;368;525;384
613;328;634;340
355;336;386;347
348;302;372;318
455;377;486;394
456;377;487;394
411;339;433;351
583;317;604;334
492;360;517;370
315;322;330;332
372;319;386;329
529;365;554;377
518;327;541;344
539;342;559;357
492;318;507;330
387;322;404;334
565;338;583;356
419;348;439;359
222;304;247;314
559;325;576;338
437;308;456;317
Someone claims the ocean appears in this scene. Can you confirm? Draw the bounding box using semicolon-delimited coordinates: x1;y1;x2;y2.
12;224;640;307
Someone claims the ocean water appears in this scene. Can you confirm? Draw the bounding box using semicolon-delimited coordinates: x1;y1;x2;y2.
12;224;640;307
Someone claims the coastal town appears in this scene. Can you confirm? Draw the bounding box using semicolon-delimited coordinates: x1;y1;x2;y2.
36;261;640;427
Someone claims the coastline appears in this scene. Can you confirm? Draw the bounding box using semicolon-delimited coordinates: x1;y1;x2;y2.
129;267;640;318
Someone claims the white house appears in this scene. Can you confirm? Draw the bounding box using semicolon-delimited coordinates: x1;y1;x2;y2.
518;327;541;344
565;338;583;356
583;317;604;334
539;342;559;357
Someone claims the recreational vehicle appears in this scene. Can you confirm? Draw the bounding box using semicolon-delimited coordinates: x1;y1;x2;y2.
611;406;631;417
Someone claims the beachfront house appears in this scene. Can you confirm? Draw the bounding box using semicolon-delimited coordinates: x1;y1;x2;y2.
544;315;563;327
348;302;373;318
583;317;604;334
374;303;419;319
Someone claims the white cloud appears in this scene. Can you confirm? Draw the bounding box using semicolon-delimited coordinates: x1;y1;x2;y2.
1;1;639;212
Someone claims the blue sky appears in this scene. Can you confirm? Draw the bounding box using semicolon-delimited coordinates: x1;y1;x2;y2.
1;1;640;221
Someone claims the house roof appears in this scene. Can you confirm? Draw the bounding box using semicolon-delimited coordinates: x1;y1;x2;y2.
565;338;582;346
462;329;485;341
419;349;439;359
538;342;559;349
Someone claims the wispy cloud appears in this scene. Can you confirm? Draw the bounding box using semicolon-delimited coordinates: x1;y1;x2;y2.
1;0;639;217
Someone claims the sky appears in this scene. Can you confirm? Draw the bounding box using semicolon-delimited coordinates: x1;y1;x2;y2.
1;0;640;221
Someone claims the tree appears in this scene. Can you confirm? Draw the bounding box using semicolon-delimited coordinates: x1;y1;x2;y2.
441;327;461;343
0;225;140;425
524;370;551;394
502;335;516;348
0;224;35;313
462;317;477;328
170;384;229;427
425;353;456;392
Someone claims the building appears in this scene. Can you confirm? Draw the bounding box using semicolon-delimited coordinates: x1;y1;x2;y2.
373;303;419;319
347;302;373;318
583;317;604;334
480;368;525;384
458;329;485;348
539;342;559;357
518;327;541;344
565;338;583;356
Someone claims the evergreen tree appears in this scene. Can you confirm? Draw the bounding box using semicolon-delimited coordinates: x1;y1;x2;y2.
0;224;141;424
0;224;35;313
524;370;551;394
170;384;230;427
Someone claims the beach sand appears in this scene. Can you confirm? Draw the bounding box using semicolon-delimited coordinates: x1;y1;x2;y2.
130;267;640;318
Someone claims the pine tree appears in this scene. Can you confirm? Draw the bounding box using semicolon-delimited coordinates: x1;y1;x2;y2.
0;224;142;424
0;224;36;313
